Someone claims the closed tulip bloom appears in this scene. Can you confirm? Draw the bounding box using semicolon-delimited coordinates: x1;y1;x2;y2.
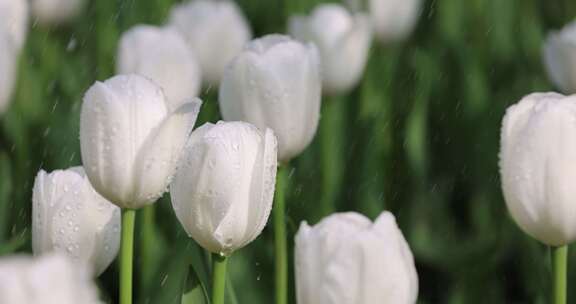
295;212;418;304
289;4;372;94
0;253;102;304
369;0;421;44
80;74;202;209
500;92;576;246
30;0;85;26
543;21;576;94
219;35;321;162
0;0;29;51
168;0;252;86
117;25;202;110
170;121;277;255
32;167;120;276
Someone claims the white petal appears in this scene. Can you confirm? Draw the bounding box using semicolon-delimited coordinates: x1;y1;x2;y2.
132;99;202;208
80;74;167;208
117;25;202;110
167;0;252;85
501;93;576;245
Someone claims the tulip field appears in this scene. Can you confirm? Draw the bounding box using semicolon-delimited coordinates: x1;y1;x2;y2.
3;0;576;303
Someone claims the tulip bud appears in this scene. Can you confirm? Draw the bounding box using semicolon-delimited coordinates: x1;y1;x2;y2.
167;0;252;86
295;212;418;304
500;92;576;246
543;21;576;94
0;0;29;51
0;253;102;304
0;34;18;114
30;0;85;26
289;4;372;95
170;121;277;256
80;74;202;209
219;35;321;162
368;0;421;44
32;167;120;276
117;25;202;110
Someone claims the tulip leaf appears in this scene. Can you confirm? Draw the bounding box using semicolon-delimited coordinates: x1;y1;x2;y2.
0;152;12;241
147;242;190;304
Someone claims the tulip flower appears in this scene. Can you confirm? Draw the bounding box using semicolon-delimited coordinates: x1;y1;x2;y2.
543;21;576;94
170;121;277;304
219;34;320;304
0;253;102;304
289;3;372;95
30;0;85;26
295;211;419;304
117;25;202;110
0;0;29;51
80;74;201;304
167;0;252;86
32;167;120;276
219;34;321;163
499;92;576;304
368;0;421;44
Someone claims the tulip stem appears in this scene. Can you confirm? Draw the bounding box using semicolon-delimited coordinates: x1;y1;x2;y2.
211;254;228;304
120;209;136;304
273;166;288;304
552;245;568;304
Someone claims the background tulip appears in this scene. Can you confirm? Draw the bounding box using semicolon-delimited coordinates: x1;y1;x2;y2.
167;0;252;86
30;0;85;26
289;4;372;95
32;167;120;276
117;25;202;110
543;21;576;94
500;92;576;246
0;0;29;51
369;0;421;44
170;121;277;256
295;211;418;304
219;35;321;162
80;74;202;209
0;253;102;304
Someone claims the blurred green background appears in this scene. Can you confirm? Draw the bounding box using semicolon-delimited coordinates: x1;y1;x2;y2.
1;0;576;303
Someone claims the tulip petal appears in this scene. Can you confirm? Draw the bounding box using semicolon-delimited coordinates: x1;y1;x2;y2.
80;75;167;207
241;128;277;246
132;98;202;207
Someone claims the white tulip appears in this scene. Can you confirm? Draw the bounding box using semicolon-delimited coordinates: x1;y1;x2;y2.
295;211;418;304
0;253;102;304
500;92;576;246
80;74;202;209
167;0;252;86
289;4;372;94
0;34;18;114
170;121;277;255
0;0;28;51
219;35;321;162
117;25;202;110
543;21;576;94
32;167;120;276
369;0;421;43
30;0;85;26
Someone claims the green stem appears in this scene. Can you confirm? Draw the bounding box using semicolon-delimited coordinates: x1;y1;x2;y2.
120;209;136;304
273;166;288;304
552;245;568;304
211;254;228;304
